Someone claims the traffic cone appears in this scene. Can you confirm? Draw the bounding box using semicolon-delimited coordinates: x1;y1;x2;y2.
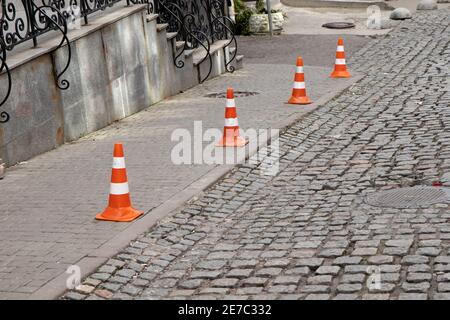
96;143;143;222
287;56;312;105
330;38;351;78
217;88;248;147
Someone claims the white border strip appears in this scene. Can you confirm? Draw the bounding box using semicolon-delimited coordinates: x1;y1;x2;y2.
293;82;306;89
112;157;126;169
110;182;129;195
224;118;239;127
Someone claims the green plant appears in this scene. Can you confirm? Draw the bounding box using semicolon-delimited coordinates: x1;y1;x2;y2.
256;0;266;13
233;0;254;35
255;0;281;14
234;0;246;12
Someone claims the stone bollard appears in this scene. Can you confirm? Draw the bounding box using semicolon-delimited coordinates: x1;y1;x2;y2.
249;12;284;34
390;8;412;20
417;0;438;10
0;159;5;180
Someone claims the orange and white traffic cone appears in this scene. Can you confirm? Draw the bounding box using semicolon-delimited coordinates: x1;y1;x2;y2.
96;143;143;222
287;56;312;105
217;88;248;147
330;38;351;78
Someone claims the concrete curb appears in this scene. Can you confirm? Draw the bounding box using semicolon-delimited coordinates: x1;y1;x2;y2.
28;73;364;300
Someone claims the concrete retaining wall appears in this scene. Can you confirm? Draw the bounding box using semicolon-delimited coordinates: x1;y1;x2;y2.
0;5;239;166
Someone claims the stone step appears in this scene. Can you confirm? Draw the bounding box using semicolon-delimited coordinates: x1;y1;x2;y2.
192;40;229;66
236;55;244;70
156;23;169;32
176;41;185;51
184;49;195;58
166;32;178;41
146;14;158;23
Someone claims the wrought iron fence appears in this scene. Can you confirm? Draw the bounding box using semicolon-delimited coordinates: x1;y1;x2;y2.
0;0;76;123
0;0;236;123
153;0;237;82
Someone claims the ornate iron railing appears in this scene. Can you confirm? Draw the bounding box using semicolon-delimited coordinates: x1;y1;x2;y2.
0;0;74;123
153;0;237;81
0;0;236;123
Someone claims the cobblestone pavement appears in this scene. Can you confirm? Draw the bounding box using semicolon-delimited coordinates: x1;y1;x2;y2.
63;9;450;300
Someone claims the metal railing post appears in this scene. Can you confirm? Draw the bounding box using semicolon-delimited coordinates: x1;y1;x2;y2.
25;0;38;46
80;0;89;24
266;0;273;37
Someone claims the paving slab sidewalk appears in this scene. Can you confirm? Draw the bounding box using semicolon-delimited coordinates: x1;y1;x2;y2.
0;34;369;299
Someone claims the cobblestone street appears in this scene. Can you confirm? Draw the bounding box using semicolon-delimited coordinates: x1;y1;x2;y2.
64;9;450;300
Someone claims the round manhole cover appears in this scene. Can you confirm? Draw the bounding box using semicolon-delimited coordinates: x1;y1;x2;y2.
322;22;356;29
205;91;260;98
365;186;450;209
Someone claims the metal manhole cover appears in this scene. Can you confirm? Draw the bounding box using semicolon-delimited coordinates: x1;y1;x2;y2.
205;91;260;98
322;22;356;29
365;186;450;209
